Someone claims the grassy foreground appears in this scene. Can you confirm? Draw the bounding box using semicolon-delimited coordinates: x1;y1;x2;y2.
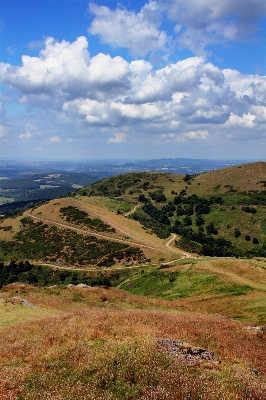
1;283;266;399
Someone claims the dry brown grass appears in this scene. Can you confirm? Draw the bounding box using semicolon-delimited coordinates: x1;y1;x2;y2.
1;285;266;399
26;197;179;263
195;260;266;290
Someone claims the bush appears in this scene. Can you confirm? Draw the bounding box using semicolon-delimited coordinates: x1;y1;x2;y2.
234;228;241;238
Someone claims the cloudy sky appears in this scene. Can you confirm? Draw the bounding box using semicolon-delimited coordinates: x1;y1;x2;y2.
1;0;266;160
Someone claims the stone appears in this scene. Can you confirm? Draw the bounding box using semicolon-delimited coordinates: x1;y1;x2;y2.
157;337;217;365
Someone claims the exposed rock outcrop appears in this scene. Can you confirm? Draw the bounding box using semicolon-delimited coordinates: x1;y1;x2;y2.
157;337;217;365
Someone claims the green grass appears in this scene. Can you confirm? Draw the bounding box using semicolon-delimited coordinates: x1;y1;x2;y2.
119;269;252;300
0;301;50;326
97;197;133;214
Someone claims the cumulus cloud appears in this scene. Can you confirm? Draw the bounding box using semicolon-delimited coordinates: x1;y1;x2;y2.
19;123;42;140
88;2;170;57
1;35;266;146
224;112;256;128
108;132;127;143
0;36;131;107
179;129;210;141
87;1;266;58
163;0;266;55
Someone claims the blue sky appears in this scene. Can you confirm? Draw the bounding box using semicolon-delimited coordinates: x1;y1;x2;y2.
1;0;266;160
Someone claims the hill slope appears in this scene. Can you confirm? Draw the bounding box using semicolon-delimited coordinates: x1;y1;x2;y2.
1;162;266;398
72;162;266;257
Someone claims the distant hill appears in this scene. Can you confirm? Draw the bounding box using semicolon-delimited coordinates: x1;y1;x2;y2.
80;162;266;198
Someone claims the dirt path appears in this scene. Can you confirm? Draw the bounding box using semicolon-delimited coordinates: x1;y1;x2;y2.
166;233;193;258
69;199;172;253
195;261;266;292
26;211;169;254
33;261;147;272
125;204;140;217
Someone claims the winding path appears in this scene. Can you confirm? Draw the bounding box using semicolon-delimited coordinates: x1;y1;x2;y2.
165;233;193;258
26;211;170;254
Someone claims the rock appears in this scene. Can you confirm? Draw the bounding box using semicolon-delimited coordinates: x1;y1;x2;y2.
0;296;38;309
76;283;90;288
250;367;259;377
245;326;266;333
157;338;217;365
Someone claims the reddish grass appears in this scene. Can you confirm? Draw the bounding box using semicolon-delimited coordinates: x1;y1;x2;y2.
0;286;266;399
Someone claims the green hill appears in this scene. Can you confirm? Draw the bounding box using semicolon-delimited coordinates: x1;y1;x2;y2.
73;162;266;257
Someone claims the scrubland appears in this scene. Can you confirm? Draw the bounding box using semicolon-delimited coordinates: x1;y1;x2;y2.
1;283;266;399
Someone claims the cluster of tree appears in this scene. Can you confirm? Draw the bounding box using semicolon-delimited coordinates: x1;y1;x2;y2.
0;218;146;268
60;206;115;233
132;212;171;239
0;200;45;217
16;186;74;202
0;178;39;190
242;206;257;214
134;192;224;240
225;191;266;206
134;188;266;257
0;260;112;288
148;190;167;203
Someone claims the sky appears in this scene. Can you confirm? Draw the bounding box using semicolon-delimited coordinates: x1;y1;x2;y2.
1;0;266;161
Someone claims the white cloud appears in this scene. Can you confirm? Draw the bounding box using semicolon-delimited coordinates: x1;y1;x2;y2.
88;2;170;57
179;130;210;141
251;106;266;124
163;0;266;55
1;35;266;147
19;123;42;140
50;135;61;143
0;36;131;107
108;132;127;143
224;112;256;128
87;1;266;58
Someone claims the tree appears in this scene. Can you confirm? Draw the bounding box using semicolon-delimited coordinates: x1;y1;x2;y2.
138;194;148;203
234;228;241;238
196;215;205;226
176;205;185;216
183;215;192;226
206;222;218;235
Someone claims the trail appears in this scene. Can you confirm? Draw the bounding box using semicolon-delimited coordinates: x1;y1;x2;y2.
195;261;266;292
33;261;147;272
165;233;193;258
69;198;174;254
26;211;169;254
70;199;140;240
125;203;140;216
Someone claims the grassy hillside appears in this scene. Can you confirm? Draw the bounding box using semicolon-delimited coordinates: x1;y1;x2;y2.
0;196;179;267
1;162;266;398
1;282;266;399
73;162;266;257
